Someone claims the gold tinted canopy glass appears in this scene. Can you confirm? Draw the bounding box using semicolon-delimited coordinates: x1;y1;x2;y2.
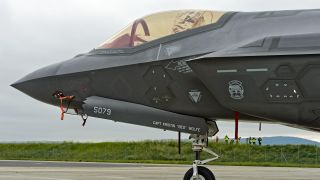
97;10;225;49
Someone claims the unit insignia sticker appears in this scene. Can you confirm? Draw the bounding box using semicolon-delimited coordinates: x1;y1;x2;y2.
228;80;244;100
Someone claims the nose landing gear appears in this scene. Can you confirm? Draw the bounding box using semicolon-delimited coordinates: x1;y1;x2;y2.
184;121;219;180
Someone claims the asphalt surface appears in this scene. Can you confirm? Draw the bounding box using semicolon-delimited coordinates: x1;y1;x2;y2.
0;160;319;180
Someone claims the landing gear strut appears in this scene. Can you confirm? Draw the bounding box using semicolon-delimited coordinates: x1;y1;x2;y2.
183;121;219;180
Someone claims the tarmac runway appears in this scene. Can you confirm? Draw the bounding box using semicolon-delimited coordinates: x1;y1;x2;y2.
0;160;319;180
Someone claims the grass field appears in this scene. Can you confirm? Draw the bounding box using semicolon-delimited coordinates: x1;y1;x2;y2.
0;141;319;167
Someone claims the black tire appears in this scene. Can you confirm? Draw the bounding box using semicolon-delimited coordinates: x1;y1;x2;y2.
183;166;215;180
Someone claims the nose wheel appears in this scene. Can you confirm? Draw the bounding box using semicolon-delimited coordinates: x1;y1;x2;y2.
184;166;215;180
184;122;219;180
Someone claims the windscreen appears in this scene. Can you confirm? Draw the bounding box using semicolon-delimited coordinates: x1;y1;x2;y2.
97;10;225;49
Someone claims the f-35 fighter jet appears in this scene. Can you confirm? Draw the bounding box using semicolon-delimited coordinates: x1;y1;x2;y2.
12;9;320;179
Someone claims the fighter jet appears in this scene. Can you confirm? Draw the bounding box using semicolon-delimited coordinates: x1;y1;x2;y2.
11;9;320;179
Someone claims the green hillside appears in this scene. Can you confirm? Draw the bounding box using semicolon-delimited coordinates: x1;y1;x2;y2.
0;141;319;167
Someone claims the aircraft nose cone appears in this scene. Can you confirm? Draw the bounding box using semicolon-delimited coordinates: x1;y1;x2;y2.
11;78;44;102
10;76;32;91
10;80;25;92
11;76;53;104
11;62;61;103
11;78;38;96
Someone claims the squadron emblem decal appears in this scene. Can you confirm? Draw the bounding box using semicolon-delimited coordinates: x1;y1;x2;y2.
228;80;244;100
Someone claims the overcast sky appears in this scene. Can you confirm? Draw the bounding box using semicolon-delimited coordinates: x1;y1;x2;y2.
1;0;320;142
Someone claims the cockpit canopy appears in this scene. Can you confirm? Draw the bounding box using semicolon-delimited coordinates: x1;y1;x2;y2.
97;10;225;49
